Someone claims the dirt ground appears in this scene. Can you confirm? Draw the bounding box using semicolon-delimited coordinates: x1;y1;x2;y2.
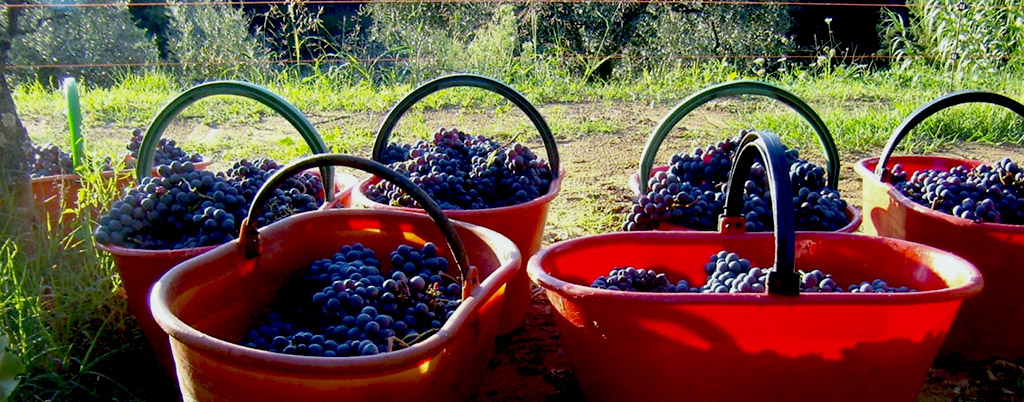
24;99;1024;401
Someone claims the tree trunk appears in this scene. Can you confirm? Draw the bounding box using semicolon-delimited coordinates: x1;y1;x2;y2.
0;4;38;238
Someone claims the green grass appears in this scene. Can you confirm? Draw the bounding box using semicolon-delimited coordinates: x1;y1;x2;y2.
15;63;1024;162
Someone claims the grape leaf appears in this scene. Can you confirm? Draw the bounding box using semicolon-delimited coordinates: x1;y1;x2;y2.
0;335;24;402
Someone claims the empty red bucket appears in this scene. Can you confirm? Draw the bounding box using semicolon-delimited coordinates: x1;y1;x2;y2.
150;154;520;401
630;80;860;232
855;90;1024;361
353;74;563;336
531;130;982;401
98;81;341;372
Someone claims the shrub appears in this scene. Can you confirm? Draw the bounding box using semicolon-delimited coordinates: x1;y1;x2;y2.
10;2;160;86
166;1;273;83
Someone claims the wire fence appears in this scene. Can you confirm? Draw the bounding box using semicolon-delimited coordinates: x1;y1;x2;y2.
7;54;1014;70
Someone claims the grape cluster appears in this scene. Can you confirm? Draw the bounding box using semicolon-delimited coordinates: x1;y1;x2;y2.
591;250;916;294
28;144;75;177
94;158;326;250
126;128;203;167
365;128;554;210
28;144;114;178
589;267;695;293
623;132;850;232
889;158;1024;225
240;242;463;356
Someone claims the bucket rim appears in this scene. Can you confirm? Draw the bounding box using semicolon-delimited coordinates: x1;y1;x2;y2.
31;168;133;184
353;167;566;216
653;205;862;233
97;241;218;258
527;231;983;305
855;155;1024;232
149;208;521;372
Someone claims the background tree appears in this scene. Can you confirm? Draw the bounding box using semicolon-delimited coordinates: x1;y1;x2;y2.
0;0;37;237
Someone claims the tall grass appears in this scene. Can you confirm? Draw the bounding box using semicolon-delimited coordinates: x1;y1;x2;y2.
0;172;179;401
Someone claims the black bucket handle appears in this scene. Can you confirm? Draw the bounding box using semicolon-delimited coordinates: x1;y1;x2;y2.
136;80;335;200
875;91;1024;180
371;73;560;177
240;154;476;294
719;130;799;296
639;80;839;193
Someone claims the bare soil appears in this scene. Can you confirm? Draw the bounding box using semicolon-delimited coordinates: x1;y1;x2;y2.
24;100;1024;401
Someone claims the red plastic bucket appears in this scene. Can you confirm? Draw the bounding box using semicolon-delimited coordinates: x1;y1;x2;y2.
98;81;339;372
355;74;563;336
530;131;982;401
32;169;134;230
150;154;520;401
856;90;1024;361
631;80;860;232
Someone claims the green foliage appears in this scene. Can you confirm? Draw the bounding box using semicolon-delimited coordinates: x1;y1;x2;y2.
360;2;496;82
888;0;1024;75
166;1;273;82
10;2;160;86
0;335;24;402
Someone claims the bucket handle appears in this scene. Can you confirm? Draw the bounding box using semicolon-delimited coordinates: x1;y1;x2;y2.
639;80;839;193
240;154;478;294
371;73;560;177
63;77;86;173
720;130;799;296
875;91;1024;179
135;80;335;201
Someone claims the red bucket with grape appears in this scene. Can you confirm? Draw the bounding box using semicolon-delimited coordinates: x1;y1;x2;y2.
855;90;1024;361
29;145;133;230
531;130;981;402
149;154;519;401
626;80;860;233
95;81;347;373
352;74;563;336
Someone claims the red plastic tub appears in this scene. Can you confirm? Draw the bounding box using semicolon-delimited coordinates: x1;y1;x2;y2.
98;81;338;372
531;131;982;401
356;74;563;336
150;154;520;401
631;80;860;232
32;169;133;230
856;90;1024;361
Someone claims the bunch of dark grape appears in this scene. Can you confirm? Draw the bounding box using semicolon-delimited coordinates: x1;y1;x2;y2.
28;144;76;178
590;267;695;293
239;242;463;356
226;158;325;227
28;144;115;178
889;158;1024;224
591;250;916;294
623;132;850;232
94;158;326;250
126;128;203;167
364;128;554;210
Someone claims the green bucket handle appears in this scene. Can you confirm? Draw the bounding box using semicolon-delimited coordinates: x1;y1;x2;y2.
720;130;799;296
638;80;839;193
875;91;1024;179
371;73;560;177
136;80;334;200
242;154;478;296
63;77;85;172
